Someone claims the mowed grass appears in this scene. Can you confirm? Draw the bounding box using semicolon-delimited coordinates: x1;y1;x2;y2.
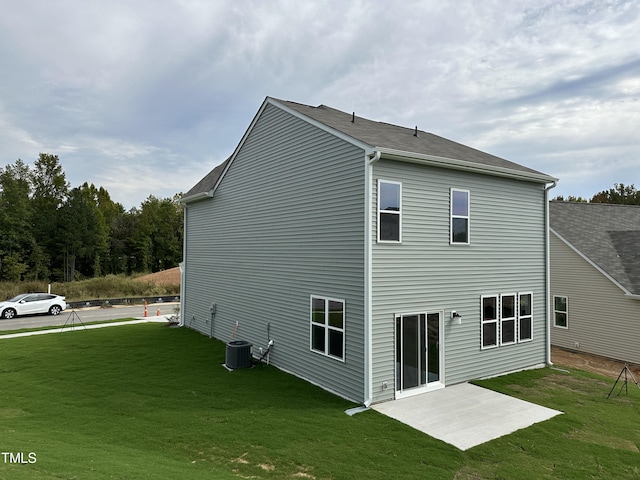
0;325;638;479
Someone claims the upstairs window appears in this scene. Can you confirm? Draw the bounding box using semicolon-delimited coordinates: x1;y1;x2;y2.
378;180;402;243
451;189;470;244
310;296;345;361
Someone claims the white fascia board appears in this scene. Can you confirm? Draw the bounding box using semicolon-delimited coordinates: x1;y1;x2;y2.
550;228;634;297
375;147;558;184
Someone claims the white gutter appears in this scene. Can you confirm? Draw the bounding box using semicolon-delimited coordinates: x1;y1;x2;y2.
544;181;557;366
363;149;381;407
375;147;558;184
179;191;213;205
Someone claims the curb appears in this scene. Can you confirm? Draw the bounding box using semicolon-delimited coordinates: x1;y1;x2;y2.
0;317;172;340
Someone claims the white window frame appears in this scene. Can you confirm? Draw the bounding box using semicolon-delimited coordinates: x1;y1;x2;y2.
481;295;499;349
500;293;517;346
377;179;402;243
553;295;568;329
518;292;534;342
310;296;346;362
481;291;535;349
450;188;470;245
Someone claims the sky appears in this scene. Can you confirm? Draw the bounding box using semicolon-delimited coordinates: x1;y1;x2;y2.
0;0;638;209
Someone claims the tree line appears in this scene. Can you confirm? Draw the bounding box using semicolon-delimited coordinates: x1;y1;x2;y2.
0;153;183;282
553;183;640;205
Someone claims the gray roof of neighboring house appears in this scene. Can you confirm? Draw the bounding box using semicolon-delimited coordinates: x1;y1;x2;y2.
550;201;640;295
183;97;555;202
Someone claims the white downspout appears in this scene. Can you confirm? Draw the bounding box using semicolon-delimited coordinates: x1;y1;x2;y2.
544;181;557;365
179;204;187;327
363;150;381;407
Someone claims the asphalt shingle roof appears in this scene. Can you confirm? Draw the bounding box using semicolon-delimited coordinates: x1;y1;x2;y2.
277;99;549;178
184;97;555;201
550;202;640;295
183;156;230;200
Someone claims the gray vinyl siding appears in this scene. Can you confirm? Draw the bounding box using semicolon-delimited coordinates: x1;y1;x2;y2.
550;234;640;364
183;103;366;403
370;159;548;403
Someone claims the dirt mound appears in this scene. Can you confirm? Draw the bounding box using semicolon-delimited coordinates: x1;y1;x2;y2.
552;346;640;379
135;267;181;286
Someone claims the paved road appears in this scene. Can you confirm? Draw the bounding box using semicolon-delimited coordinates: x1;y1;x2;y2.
0;303;179;331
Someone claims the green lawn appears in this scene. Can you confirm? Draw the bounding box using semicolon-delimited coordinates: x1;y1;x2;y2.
0;325;638;479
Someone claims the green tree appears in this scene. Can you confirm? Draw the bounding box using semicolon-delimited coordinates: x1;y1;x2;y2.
591;183;640;205
30;153;70;280
552;195;588;202
0;252;27;282
111;209;138;274
74;182;125;276
58;186;109;281
1;151;185;281
132;195;183;272
0;159;33;280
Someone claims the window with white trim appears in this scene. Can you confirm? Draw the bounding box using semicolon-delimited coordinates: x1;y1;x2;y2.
481;295;498;348
450;188;470;244
481;292;535;349
553;295;568;328
519;293;533;341
310;296;345;360
500;294;516;345
378;180;401;243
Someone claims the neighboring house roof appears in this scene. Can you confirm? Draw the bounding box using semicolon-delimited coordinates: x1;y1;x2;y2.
182;97;556;202
550;201;640;296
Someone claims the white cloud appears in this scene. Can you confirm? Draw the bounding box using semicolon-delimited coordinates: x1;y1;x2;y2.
0;0;638;208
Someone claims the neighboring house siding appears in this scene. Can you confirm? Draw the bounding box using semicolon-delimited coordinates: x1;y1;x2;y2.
370;160;548;403
550;233;640;364
183;103;366;402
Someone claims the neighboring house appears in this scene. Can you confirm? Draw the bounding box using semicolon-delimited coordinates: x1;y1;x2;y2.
180;97;558;405
550;202;640;365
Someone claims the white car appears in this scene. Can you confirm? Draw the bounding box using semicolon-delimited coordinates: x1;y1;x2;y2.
0;293;67;319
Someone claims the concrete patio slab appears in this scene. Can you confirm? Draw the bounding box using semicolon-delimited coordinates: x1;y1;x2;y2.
372;383;562;450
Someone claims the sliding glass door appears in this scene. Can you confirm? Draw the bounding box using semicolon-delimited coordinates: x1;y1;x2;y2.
395;312;442;396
